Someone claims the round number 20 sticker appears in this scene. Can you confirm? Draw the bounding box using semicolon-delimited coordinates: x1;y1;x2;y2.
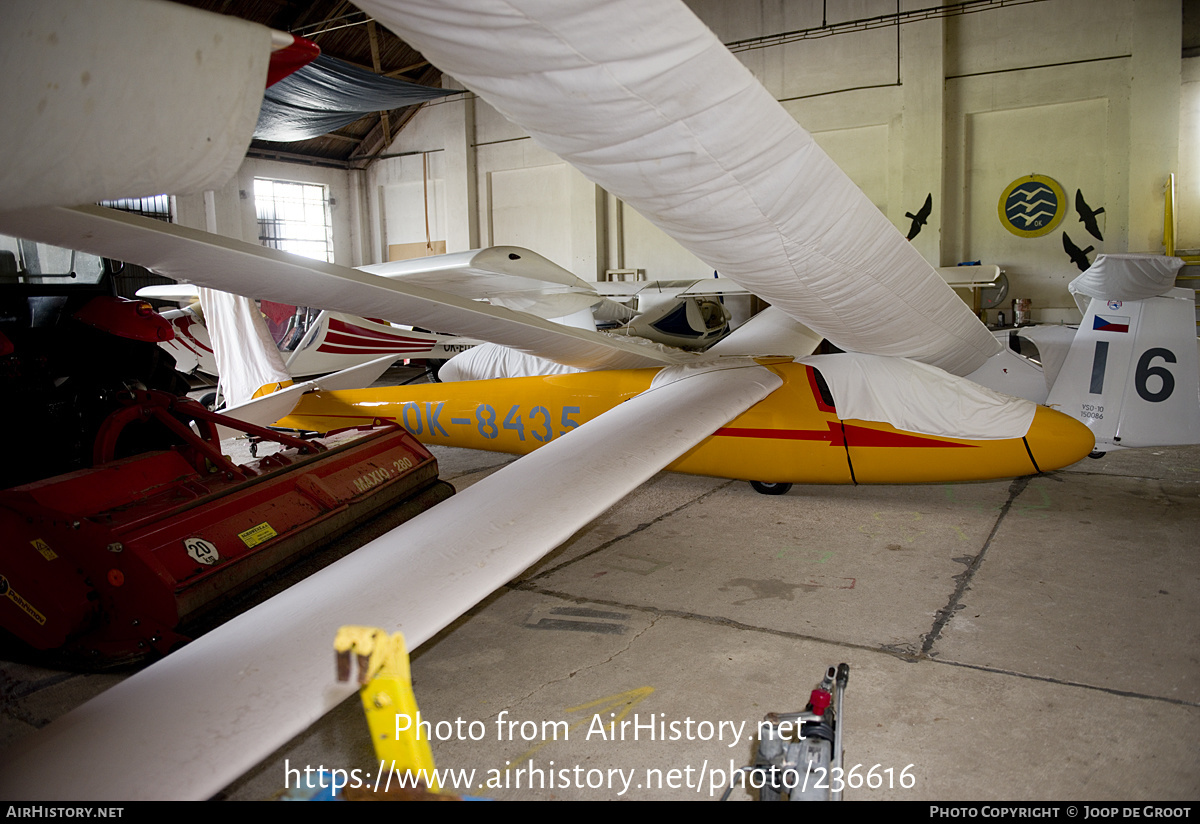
184;537;220;565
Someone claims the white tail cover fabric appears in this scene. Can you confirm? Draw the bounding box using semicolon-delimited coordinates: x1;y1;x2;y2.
0;0;269;212
356;0;999;375
0;363;782;800
1067;254;1185;315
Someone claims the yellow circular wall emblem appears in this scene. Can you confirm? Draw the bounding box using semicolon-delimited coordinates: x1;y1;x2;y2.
998;174;1067;237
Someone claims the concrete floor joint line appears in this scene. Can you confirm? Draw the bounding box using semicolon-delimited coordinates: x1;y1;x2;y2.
920;476;1029;656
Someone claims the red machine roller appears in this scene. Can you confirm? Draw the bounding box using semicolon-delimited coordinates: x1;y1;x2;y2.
0;390;452;663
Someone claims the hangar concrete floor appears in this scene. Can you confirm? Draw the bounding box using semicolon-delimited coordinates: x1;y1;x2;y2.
1;368;1198;801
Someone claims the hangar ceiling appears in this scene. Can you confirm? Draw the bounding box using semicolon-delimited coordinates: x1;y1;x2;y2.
165;0;1195;171
163;0;443;169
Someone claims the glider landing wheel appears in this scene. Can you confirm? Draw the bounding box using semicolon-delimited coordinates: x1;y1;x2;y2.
427;359;446;383
199;391;224;412
1088;450;1106;459
750;481;792;495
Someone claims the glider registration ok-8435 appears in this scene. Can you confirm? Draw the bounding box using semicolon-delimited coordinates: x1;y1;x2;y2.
279;357;1094;491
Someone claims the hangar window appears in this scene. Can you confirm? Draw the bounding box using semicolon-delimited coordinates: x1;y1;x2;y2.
100;194;173;223
254;178;334;263
97;194;174;299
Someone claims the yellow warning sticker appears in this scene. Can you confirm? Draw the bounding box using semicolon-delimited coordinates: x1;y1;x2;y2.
30;538;57;561
238;522;278;549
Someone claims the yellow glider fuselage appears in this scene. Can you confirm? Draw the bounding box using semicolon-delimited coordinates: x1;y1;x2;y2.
277;360;1094;484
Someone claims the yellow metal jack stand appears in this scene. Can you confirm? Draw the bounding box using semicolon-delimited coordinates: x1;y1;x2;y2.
334;626;439;794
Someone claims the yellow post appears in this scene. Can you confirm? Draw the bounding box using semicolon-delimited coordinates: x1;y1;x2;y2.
1164;172;1177;256
334;626;439;792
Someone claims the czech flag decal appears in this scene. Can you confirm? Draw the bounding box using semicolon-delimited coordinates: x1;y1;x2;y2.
1093;315;1129;333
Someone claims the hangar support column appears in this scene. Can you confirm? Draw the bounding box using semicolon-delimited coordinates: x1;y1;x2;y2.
569;170;606;282
442;77;479;253
899;7;946;266
1128;0;1181;253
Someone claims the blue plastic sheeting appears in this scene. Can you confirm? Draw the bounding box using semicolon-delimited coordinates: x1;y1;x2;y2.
255;54;454;142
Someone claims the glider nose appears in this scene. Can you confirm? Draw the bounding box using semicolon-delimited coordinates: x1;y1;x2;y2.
1024;405;1095;471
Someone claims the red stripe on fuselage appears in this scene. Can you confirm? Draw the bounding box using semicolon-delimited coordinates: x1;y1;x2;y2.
715;423;975;449
716;422;845;445
317;344;433;355
326;317;427;344
165;336;201;358
322;330;433;348
173;317;213;353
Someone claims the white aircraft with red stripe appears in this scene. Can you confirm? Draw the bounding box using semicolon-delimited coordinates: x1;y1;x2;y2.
154;299;478;380
311;313;477;368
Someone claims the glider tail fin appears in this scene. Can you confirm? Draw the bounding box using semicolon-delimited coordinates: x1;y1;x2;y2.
1046;287;1200;451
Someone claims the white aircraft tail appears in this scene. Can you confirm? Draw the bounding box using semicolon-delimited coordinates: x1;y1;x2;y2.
1045;255;1199;451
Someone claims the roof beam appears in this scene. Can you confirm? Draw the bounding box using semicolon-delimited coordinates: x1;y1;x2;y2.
366;19;392;148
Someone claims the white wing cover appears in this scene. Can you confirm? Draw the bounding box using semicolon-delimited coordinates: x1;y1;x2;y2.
356;0;999;375
0;206;689;372
0;0;269;212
